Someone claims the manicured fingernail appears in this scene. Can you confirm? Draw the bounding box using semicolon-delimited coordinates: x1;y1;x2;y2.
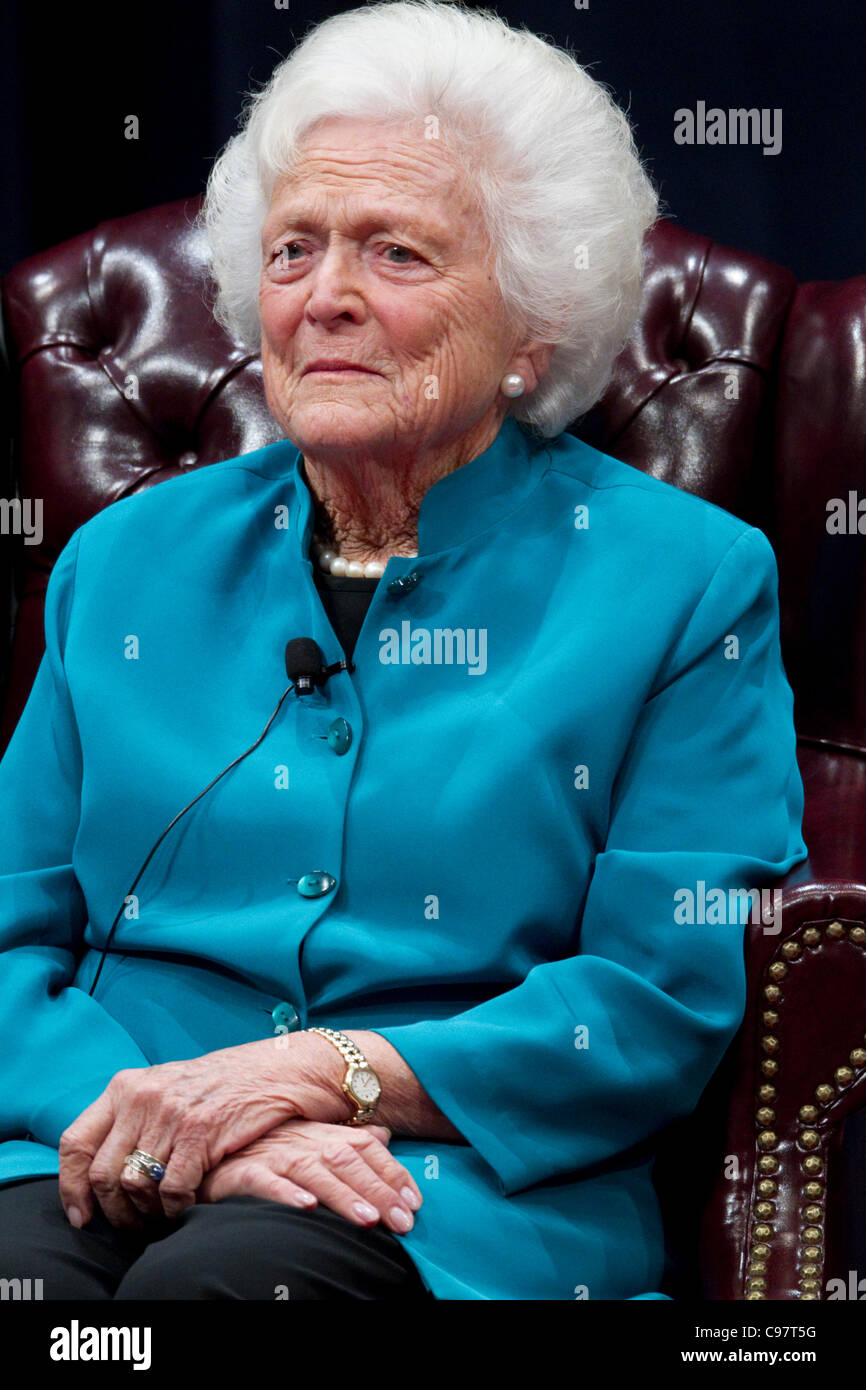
390;1206;413;1232
67;1206;83;1229
352;1201;379;1223
401;1187;421;1210
294;1192;317;1207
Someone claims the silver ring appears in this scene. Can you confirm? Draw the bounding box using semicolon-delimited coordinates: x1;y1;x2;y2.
123;1149;167;1183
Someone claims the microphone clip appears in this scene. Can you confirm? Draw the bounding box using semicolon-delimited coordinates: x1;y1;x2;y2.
323;656;355;680
293;656;355;696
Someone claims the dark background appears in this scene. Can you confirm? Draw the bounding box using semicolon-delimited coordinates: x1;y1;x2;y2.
2;0;864;282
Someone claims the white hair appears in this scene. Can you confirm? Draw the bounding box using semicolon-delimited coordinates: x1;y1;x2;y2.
199;0;660;438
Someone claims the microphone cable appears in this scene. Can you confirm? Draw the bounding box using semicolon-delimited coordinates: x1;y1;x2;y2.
86;638;353;999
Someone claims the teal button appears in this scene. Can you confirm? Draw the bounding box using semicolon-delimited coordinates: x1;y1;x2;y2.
327;717;352;755
297;870;337;898
386;570;422;596
272;1002;300;1032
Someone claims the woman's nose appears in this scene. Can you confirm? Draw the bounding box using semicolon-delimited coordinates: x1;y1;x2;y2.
305;242;363;322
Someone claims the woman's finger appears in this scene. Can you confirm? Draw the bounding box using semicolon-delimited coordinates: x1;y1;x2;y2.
118;1128;176;1220
149;1130;212;1221
87;1123;157;1230
352;1129;423;1211
293;1139;416;1233
200;1159;318;1210
57;1089;120;1227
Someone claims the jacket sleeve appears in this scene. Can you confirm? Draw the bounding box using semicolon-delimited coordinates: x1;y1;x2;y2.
0;530;150;1163
370;526;808;1197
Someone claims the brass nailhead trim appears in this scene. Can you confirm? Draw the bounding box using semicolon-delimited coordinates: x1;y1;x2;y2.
752;932;787;1296
746;919;866;1300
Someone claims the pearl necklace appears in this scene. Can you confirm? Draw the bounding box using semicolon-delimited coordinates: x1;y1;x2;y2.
310;531;417;580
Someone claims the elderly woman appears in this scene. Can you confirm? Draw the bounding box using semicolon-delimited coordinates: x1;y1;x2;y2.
0;0;805;1301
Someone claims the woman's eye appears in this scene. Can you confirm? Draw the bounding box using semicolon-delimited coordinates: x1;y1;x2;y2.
382;244;417;264
273;243;303;265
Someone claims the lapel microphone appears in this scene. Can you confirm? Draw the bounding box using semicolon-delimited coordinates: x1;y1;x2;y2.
285;637;354;694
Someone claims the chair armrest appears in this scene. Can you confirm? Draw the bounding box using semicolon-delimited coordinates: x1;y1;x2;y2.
700;871;866;1299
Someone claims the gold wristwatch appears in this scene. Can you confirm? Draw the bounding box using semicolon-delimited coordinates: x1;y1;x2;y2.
308;1027;382;1125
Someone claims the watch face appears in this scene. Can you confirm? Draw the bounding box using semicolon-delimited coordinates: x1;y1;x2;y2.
350;1067;381;1104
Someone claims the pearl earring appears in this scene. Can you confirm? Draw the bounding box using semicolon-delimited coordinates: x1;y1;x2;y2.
500;372;525;398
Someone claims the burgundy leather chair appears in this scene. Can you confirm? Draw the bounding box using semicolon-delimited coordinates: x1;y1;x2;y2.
2;198;865;1300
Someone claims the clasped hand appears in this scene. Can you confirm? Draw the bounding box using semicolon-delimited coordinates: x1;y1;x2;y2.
57;1038;422;1235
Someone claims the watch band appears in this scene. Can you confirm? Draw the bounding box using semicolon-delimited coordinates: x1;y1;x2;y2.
307;1027;381;1125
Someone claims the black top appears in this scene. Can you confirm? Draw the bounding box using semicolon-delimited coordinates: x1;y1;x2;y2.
313;567;379;663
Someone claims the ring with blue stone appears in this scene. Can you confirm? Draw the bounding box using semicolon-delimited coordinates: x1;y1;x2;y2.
123;1149;167;1183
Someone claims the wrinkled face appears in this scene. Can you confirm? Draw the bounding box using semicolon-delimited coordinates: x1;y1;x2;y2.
258;116;530;462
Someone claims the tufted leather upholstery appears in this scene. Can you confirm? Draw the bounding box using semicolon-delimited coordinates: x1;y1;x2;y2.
2;197;865;1300
0;197;283;745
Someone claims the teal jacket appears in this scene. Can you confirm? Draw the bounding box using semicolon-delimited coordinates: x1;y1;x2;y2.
0;416;807;1299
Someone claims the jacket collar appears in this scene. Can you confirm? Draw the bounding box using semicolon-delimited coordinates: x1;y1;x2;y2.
285;416;552;558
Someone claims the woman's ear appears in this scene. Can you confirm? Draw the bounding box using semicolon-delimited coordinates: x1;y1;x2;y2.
511;340;556;393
